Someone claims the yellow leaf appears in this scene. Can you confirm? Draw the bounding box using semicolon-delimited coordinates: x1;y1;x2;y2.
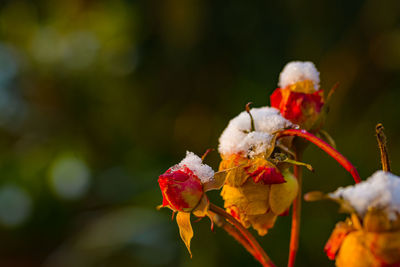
269;170;298;215
193;195;209;217
176;212;194;257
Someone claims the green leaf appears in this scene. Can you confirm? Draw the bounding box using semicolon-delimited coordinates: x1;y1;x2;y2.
176;212;194;257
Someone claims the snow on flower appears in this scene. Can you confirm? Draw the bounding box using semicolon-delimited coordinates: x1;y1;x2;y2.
278;61;320;90
218;106;293;157
330;170;400;220
176;151;215;183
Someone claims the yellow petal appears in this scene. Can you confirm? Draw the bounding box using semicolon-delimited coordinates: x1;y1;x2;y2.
219;154;250;186
176;212;194;257
336;231;378;267
226;165;249;186
269;170;298;215
248;211;277;236
363;209;391;232
364;230;400;264
241;179;270;202
246;201;269;215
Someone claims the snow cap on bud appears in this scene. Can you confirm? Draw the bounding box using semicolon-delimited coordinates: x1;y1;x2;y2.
158;152;214;212
218;106;292;158
330;170;400;221
271;61;324;130
278;61;320;91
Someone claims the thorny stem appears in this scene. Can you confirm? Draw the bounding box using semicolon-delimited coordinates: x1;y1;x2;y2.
288;152;302;267
376;123;391;172
216;216;256;256
209;203;276;267
246;102;256;132
207;211;256;256
277;129;361;183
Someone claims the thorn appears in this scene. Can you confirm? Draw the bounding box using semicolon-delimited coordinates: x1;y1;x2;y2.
327;82;339;102
201;148;214;161
171;211;176;221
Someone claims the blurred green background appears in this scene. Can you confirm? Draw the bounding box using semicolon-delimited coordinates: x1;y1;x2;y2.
0;0;399;266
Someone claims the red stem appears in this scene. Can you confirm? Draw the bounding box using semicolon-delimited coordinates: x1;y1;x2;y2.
288;153;302;267
277;129;361;183
209;203;276;267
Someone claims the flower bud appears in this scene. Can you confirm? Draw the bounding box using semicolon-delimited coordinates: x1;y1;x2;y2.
159;166;203;212
270;61;324;130
158;152;214;212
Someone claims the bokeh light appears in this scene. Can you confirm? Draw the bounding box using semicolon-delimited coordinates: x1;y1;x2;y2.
49;156;90;200
0;185;32;227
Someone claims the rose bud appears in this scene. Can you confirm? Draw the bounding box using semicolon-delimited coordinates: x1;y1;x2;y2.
322;171;400;267
158;151;214;212
158;151;226;256
270;61;324;131
218;106;299;235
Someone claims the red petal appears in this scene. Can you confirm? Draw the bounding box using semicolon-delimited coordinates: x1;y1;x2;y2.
249;167;286;184
324;223;353;260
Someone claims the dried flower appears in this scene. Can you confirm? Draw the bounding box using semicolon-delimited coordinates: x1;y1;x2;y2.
220;153;298;235
316;171;400;266
218;106;299;235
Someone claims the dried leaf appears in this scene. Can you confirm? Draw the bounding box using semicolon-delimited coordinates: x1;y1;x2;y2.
192;195;209;217
203;170;228;191
176;212;193;257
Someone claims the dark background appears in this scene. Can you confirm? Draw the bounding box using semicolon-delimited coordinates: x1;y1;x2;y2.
0;0;399;266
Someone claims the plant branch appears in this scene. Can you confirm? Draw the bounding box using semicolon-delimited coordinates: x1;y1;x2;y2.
376;123;391;172
209;203;276;267
277;129;361;183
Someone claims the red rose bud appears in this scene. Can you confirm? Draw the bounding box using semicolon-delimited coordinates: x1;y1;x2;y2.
158;166;204;212
270;61;324;130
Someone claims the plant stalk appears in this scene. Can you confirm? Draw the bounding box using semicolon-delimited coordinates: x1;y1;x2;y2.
277;129;361;183
288;152;302;267
376;123;391;172
209;203;276;267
